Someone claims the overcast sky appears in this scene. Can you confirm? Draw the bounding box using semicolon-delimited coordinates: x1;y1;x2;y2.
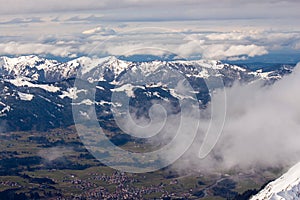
1;0;300;19
0;0;299;61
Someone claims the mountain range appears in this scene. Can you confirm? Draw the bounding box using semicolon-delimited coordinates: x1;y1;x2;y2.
0;55;294;131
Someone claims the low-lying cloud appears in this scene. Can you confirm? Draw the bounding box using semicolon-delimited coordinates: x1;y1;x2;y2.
38;146;73;162
171;62;300;173
0;42;77;58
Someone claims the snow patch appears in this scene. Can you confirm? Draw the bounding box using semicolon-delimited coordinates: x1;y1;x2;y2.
0;105;11;116
7;78;60;92
112;84;140;97
59;87;87;99
72;99;94;105
18;92;34;101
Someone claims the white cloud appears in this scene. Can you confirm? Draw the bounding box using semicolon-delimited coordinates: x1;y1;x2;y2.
82;26;116;35
38;147;73;162
175;39;205;58
0;42;76;57
294;41;300;50
206;31;249;41
0;14;298;61
0;17;43;24
176;36;268;60
202;44;268;60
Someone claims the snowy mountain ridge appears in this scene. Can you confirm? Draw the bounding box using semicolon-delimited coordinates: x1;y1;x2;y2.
251;162;300;200
0;55;275;82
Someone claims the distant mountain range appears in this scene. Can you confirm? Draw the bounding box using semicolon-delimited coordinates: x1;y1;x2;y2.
0;55;295;131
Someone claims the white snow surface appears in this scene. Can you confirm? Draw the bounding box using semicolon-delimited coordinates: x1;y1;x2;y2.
111;84;143;97
18;92;34;101
0;105;11;116
7;77;60;92
251;162;300;200
59;87;87;99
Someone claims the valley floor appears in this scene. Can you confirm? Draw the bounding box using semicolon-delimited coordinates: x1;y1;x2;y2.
0;126;282;200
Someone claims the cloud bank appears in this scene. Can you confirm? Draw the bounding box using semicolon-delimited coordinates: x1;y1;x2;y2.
0;42;77;57
169;62;300;173
0;0;299;61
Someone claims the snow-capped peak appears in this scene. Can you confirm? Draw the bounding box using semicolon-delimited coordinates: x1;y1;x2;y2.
65;56;130;76
251;162;300;200
0;55;60;81
1;55;59;70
